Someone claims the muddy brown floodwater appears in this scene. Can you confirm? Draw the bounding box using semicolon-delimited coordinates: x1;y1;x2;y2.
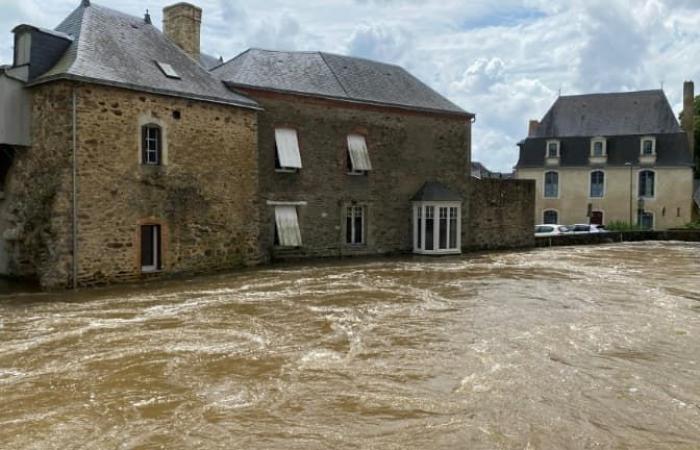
0;242;699;449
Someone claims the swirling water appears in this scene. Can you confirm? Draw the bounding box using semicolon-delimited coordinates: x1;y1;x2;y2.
0;242;699;449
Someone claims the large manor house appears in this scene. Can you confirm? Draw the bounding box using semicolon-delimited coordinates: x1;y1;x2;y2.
0;1;533;288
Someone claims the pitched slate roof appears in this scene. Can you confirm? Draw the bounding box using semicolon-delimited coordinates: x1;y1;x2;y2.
199;52;223;70
29;2;258;109
533;90;682;138
212;49;472;117
516;134;693;168
411;181;462;202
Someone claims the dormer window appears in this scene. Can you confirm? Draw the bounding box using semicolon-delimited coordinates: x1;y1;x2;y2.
590;137;606;157
640;137;656;156
546;140;560;158
14;32;30;66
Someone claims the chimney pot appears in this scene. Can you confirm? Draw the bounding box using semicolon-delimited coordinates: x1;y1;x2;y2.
163;2;202;60
528;120;539;137
683;80;695;157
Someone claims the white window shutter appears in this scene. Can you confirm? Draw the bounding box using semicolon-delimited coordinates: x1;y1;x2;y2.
347;134;372;171
275;128;303;169
274;206;302;247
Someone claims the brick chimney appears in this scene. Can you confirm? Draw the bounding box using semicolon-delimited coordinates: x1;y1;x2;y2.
163;2;202;60
682;80;695;156
528;120;540;137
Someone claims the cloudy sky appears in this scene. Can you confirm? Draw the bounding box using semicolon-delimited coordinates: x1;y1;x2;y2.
1;0;699;171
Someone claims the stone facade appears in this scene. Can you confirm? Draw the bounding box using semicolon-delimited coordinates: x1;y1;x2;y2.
162;3;202;60
239;89;473;259
3;81;261;288
468;179;535;250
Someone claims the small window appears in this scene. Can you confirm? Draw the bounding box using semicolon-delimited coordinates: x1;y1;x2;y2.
274;128;302;171
413;203;461;254
347;134;372;174
544;171;559;198
345;206;365;245
546;140;560;158
14;32;31;66
140;224;162;272
155;61;181;79
141;124;162;165
274;205;302;247
590;170;604;198
640;137;656;155
543;210;558;224
638;211;654;230
638;170;655;198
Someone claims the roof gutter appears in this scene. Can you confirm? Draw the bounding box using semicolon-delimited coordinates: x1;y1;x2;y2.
225;82;475;120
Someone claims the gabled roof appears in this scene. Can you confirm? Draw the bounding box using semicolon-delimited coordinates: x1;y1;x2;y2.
411;181;462;202
533;90;682;138
212;48;472;117
29;2;258;109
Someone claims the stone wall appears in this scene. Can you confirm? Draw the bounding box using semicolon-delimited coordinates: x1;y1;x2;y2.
535;229;700;247
468;178;535;250
3;81;261;288
240;89;472;260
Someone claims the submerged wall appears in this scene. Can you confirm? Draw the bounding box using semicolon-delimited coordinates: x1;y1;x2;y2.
468;178;536;250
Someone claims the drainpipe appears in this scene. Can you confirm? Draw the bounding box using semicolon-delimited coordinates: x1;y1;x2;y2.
72;87;78;289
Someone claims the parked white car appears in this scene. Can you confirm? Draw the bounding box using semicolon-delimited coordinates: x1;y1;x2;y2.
534;224;571;237
569;224;607;234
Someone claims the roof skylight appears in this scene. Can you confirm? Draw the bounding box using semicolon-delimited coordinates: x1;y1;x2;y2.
155;61;180;79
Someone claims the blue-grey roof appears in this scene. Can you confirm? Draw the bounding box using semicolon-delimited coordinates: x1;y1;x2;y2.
212;49;472;117
533;90;682;138
29;2;258;109
411;181;462;202
199;52;223;70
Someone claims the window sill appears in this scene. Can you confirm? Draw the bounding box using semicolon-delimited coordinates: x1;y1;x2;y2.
275;168;300;173
545;157;560;166
413;249;461;255
639;155;657;164
589;156;607;165
347;171;368;176
140;268;163;274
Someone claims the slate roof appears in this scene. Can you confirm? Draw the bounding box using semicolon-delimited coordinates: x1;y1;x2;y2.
29;2;258;109
411;181;462;202
533;90;682;138
199;52;223;70
212;49;472;117
516;134;693;168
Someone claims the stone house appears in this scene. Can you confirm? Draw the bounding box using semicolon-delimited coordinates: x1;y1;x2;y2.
515;86;695;229
0;1;534;288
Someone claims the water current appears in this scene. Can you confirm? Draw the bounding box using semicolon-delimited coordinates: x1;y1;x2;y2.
0;242;699;449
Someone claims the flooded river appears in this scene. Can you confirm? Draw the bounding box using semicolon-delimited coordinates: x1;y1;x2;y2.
1;242;699;449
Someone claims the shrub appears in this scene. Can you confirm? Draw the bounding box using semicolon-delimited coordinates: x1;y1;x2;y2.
685;220;700;229
605;221;645;232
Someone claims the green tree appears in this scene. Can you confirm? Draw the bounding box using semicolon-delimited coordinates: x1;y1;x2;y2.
679;95;700;175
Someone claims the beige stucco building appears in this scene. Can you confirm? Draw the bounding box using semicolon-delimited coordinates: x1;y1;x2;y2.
515;87;696;230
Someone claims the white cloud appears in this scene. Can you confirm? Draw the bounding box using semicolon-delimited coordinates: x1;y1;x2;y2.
2;0;700;171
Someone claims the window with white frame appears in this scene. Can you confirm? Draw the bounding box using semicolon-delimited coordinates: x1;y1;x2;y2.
274;205;302;247
590;170;604;198
413;203;460;254
543;210;558;224
345;205;365;245
546;140;560;158
591;137;606;157
140;224;162;272
347;134;372;174
638;211;654;230
141;124;162;165
274;128;302;171
544;171;559;198
638;170;655;198
640;137;656;155
14;32;30;66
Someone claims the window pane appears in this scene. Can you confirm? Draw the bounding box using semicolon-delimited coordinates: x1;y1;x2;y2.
425;206;434;251
416;207;422;249
449;207;458;249
544;172;558;198
590;171;604;197
639;171;655;197
643;140;653;155
439;207;448;249
354;207;363;244
593;141;603;156
141;225;154;267
346;208;353;244
543;210;558;224
548;143;558;157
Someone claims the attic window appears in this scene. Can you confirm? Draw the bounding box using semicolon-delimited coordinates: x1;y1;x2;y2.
155;61;180;79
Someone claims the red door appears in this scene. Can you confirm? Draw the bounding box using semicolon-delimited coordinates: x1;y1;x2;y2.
590;211;603;225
